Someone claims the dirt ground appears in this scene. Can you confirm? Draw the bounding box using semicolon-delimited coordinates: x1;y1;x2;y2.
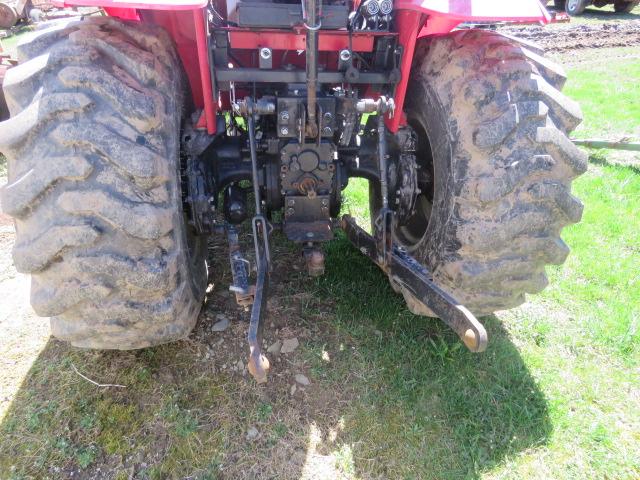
0;210;50;420
498;18;640;52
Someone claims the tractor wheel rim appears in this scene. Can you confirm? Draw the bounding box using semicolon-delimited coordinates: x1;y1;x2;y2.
396;194;431;247
395;117;435;250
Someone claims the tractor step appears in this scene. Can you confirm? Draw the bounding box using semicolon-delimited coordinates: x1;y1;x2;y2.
341;215;488;353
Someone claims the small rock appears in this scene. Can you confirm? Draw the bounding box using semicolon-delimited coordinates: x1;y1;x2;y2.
267;340;282;354
212;316;230;332
294;373;310;386
246;426;259;440
290;384;297;395
281;337;299;354
236;360;245;372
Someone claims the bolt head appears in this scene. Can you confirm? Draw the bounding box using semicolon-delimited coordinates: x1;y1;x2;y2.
364;0;379;15
260;47;272;59
379;0;393;15
280;127;289;136
280;110;290;121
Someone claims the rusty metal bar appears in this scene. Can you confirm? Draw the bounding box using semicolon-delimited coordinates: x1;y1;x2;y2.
247;252;270;383
571;138;640;151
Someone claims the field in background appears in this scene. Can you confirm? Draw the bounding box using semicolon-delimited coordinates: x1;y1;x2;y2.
0;25;639;480
553;3;640;23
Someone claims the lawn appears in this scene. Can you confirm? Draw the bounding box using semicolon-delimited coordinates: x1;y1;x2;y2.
0;26;33;57
560;47;640;138
0;41;639;480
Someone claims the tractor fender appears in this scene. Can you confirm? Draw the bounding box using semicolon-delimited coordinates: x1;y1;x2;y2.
395;0;551;25
395;0;550;37
52;0;549;20
51;0;205;10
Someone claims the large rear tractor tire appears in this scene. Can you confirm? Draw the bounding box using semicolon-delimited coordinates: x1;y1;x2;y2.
565;0;588;15
614;0;639;12
0;18;208;349
388;30;587;317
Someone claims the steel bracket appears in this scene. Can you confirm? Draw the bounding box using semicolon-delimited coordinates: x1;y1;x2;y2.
341;215;488;353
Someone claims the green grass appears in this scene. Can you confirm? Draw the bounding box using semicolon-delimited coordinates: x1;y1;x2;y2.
331;151;640;477
330;46;640;478
0;346;228;479
0;26;33;57
542;153;639;357
560;50;640;138
1;41;639;480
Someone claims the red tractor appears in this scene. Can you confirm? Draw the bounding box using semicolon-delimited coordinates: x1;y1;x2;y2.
0;0;586;382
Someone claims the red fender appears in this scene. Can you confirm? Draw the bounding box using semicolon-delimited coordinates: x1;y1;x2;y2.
387;0;550;131
52;0;205;9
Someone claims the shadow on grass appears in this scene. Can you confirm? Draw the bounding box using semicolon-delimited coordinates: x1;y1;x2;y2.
0;234;550;479
312;236;551;478
588;151;640;175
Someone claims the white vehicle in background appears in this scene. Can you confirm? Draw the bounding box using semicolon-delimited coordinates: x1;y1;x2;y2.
549;0;639;15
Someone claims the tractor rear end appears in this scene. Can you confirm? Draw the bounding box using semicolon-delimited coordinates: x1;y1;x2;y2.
0;0;586;382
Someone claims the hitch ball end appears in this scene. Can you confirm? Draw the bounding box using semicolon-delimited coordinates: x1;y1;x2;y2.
304;248;325;277
463;329;478;351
